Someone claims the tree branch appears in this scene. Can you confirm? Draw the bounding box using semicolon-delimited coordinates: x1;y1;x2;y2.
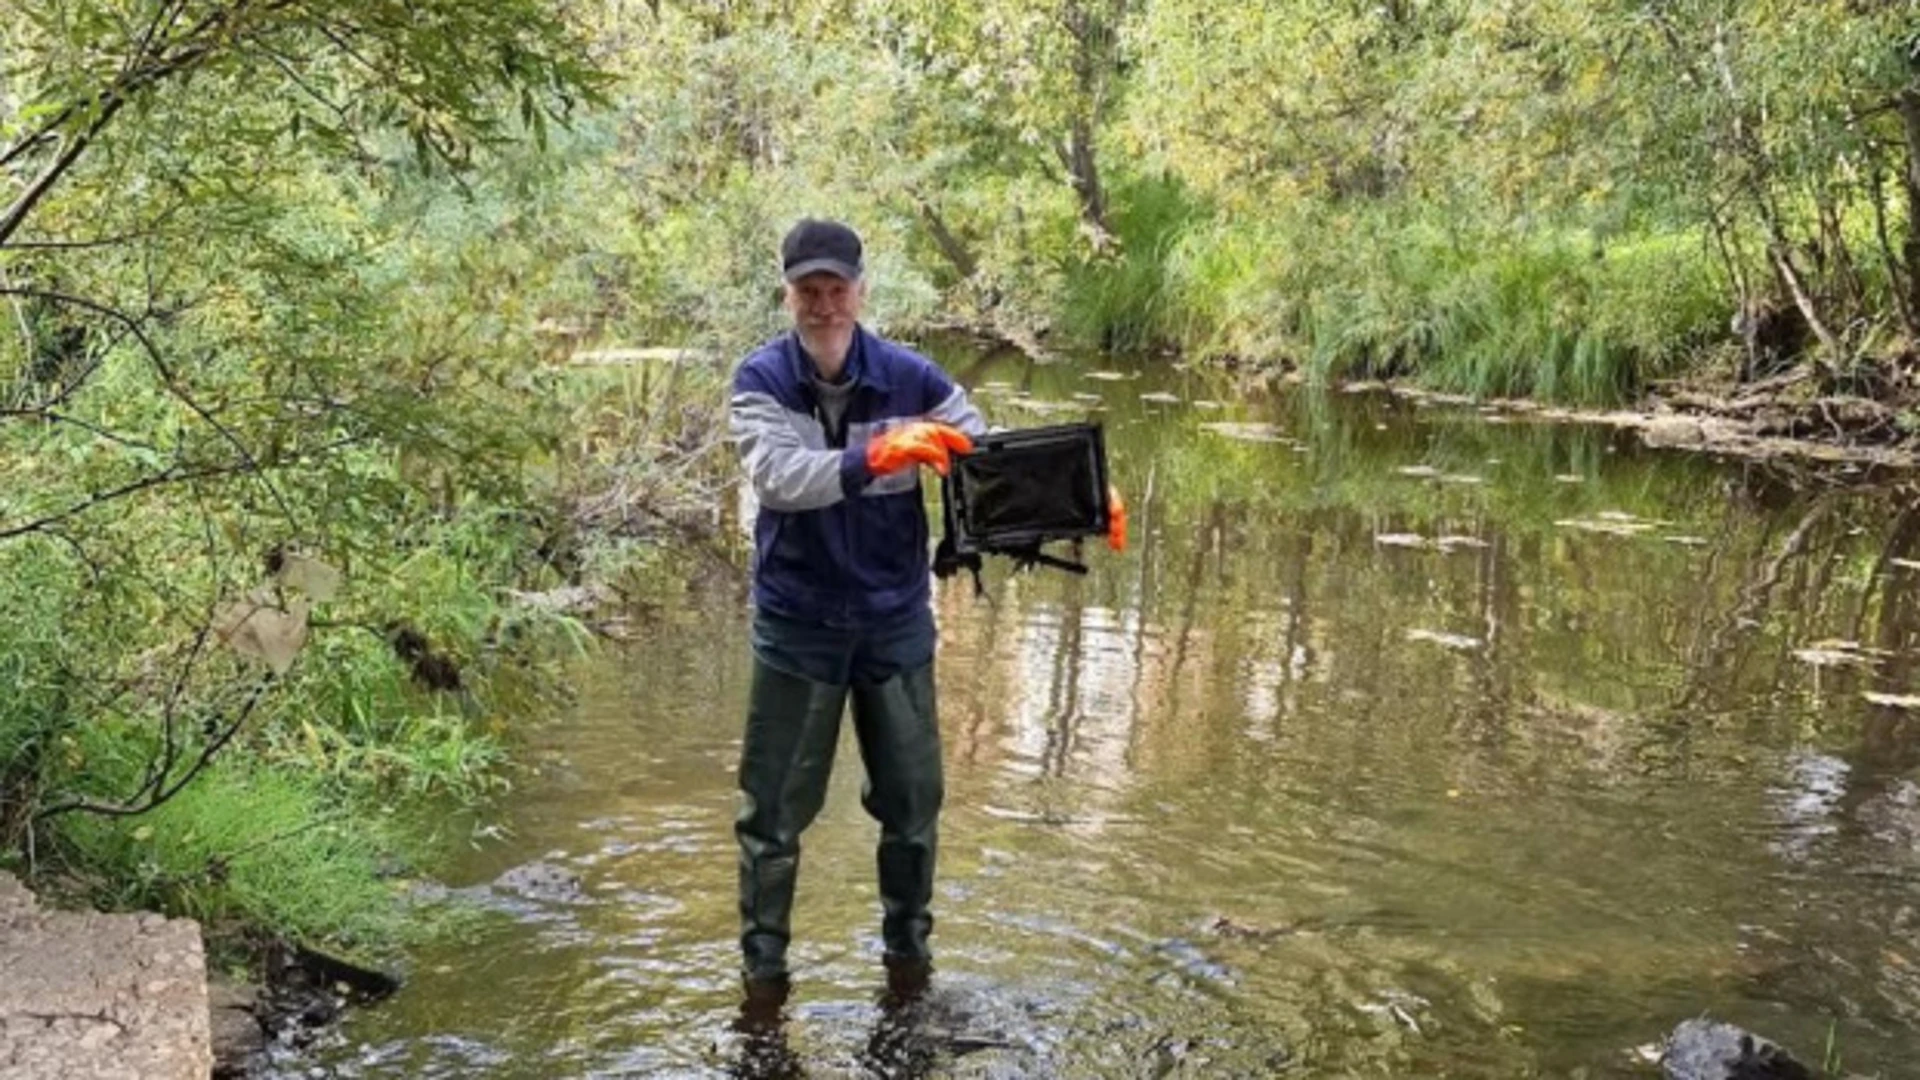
34;673;277;822
0;462;246;541
0;285;304;530
0;200;191;252
0;408;166;456
0;0;304;246
0;96;129;248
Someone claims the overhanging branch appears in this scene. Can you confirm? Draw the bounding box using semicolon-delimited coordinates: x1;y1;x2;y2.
0;285;304;531
33;672;278;822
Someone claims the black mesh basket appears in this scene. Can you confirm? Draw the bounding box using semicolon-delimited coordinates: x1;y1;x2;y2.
939;422;1110;560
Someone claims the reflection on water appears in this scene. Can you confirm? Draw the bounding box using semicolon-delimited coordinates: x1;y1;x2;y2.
290;349;1920;1077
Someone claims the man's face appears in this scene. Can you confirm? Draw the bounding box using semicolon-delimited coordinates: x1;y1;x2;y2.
784;272;864;348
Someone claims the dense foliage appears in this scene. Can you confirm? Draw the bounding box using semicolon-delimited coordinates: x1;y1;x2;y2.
587;0;1920;402
0;1;717;947
3;0;1916;948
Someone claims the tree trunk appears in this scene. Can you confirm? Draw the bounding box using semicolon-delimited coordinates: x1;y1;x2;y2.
1897;89;1920;337
1769;245;1841;358
1867;153;1917;337
1817;190;1865;318
1057;0;1120;253
914;197;979;282
1062;118;1115;251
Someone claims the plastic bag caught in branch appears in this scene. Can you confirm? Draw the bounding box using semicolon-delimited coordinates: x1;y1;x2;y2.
276;553;342;602
211;592;312;675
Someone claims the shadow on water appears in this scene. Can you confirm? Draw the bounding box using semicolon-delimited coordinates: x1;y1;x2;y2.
280;343;1920;1078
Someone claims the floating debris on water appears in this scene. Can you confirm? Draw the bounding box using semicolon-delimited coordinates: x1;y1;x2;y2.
1000;398;1094;417
1395;465;1442;478
1555;514;1662;537
1071;392;1104;403
1556;520;1647;537
1597;510;1667;524
1440;474;1485;485
1662;535;1709;547
1554;474;1585;484
1406;628;1483;651
1436;536;1489;551
1357;992;1431;1035
1205;914;1303;940
1139;391;1183;405
1194;400;1225;410
1864;692;1920;710
1793;647;1879;669
1374;533;1428;549
1793;640;1892;670
1200;421;1287;443
1085;370;1131;382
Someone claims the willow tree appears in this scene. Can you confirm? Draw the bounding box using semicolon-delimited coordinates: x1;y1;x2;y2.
1613;0;1920;363
0;0;603;857
841;0;1132;264
1134;0;1920;376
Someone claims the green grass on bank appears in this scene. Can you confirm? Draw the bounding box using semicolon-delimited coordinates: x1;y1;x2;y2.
1054;186;1730;406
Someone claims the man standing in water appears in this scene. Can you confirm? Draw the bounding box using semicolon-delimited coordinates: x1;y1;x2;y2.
727;218;986;1012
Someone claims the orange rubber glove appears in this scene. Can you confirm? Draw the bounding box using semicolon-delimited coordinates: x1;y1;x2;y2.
866;422;974;477
1106;484;1127;552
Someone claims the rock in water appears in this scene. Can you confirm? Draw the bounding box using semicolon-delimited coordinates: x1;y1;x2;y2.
1661;1018;1813;1080
492;860;587;904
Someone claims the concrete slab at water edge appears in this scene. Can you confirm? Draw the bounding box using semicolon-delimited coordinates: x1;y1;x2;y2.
0;871;212;1080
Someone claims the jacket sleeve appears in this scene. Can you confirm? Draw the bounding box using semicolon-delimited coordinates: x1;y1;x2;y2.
730;366;872;511
922;363;988;438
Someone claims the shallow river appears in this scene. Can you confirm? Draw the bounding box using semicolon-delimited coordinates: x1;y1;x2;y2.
296;346;1920;1077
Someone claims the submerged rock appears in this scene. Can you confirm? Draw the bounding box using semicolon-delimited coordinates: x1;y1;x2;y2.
492;860;587;904
1149;937;1236;986
1660;1018;1813;1080
248;939;402;1066
208;979;265;1077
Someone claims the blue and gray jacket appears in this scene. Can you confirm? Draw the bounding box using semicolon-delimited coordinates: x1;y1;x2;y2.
729;325;987;625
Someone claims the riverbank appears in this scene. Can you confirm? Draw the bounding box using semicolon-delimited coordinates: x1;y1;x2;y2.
938;315;1920;473
1343;378;1920;473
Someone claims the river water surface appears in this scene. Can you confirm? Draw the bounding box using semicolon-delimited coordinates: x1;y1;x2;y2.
296;346;1920;1077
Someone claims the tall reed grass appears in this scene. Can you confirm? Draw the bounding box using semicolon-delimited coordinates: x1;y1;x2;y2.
1062;186;1727;406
